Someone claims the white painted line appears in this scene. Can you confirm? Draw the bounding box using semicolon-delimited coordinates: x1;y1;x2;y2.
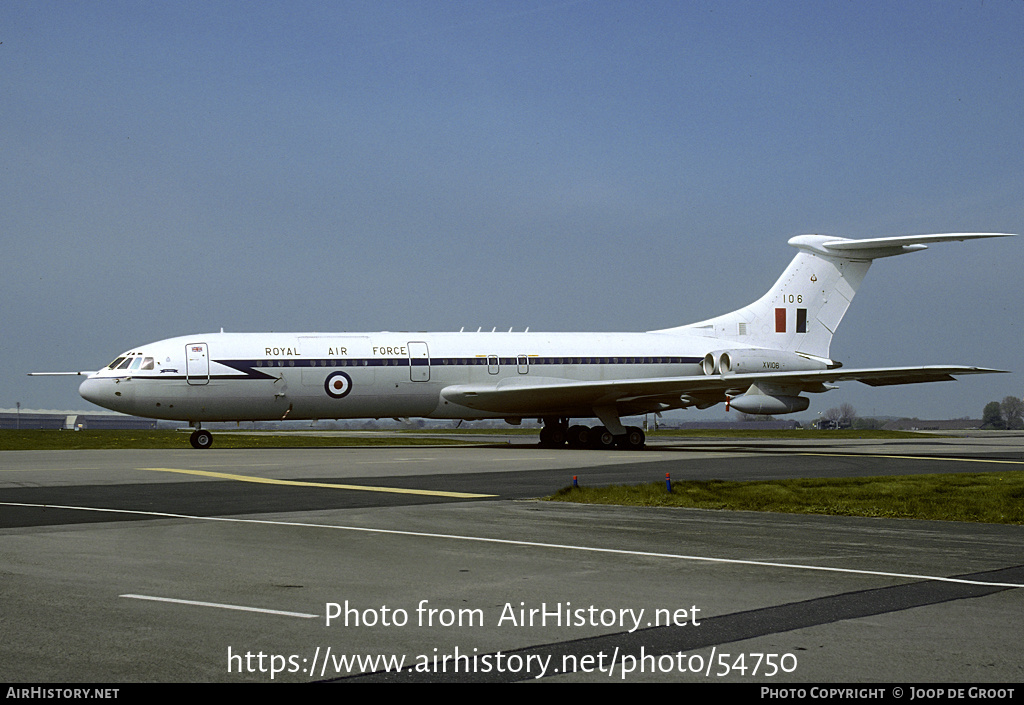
353;458;439;464
4;501;1023;589
120;593;318;618
488;457;558;462
800;452;1024;466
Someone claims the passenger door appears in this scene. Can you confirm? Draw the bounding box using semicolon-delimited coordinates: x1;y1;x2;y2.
185;343;209;385
408;341;430;382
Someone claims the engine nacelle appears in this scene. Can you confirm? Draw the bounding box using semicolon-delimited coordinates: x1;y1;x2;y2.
703;349;830;376
728;393;810;415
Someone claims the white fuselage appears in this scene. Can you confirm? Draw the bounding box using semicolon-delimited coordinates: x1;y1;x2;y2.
78;330;727;423
70;233;1012;434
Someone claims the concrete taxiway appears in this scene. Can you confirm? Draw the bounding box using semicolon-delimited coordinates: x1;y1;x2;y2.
1;433;1022;682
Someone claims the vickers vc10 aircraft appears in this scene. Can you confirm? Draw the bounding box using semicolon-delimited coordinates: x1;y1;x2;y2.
34;233;1012;449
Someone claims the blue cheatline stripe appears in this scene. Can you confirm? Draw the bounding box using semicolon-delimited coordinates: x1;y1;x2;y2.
119;356;706;382
226;355;704;369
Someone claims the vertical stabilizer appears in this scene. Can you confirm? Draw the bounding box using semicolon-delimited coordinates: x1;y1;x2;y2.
656;233;1011;360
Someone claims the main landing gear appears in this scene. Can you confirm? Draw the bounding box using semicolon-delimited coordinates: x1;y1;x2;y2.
189;426;213;449
539;418;645;450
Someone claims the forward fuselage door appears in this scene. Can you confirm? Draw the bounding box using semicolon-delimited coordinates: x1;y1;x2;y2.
408;341;430;382
186;343;210;385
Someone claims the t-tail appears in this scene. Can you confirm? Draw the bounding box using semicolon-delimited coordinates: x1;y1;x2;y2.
657;233;1013;362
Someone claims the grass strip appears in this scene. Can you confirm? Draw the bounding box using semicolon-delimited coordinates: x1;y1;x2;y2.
545;471;1024;525
0;430;478;451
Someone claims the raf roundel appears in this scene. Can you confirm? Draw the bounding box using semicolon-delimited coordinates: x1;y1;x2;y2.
324;371;353;399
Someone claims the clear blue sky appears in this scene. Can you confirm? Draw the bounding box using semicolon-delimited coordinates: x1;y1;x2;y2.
2;0;1021;419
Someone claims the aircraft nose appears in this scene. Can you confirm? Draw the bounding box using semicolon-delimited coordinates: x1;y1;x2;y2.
79;376;116;410
79;376;101;404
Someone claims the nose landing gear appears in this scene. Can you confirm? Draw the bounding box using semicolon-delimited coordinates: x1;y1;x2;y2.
189;427;213;449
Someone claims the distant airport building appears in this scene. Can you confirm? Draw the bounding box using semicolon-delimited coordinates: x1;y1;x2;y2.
0;411;158;430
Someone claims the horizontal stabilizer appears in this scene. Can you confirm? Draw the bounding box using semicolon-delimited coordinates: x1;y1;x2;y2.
790;232;1015;260
822;233;1013;251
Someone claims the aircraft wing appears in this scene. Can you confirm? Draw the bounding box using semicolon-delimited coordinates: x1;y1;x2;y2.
27;371;97;377
440;366;1007;415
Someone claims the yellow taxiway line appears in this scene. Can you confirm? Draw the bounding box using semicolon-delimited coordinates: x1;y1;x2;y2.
141;467;497;498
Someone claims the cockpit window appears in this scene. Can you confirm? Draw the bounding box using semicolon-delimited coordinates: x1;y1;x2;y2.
116;357;134;370
107;357;126;369
141;357;154;370
130;357;143;370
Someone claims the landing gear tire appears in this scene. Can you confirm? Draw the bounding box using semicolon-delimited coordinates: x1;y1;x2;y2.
590;426;616;450
616;426;646;450
539;425;567;447
190;429;214;449
566;425;591;448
